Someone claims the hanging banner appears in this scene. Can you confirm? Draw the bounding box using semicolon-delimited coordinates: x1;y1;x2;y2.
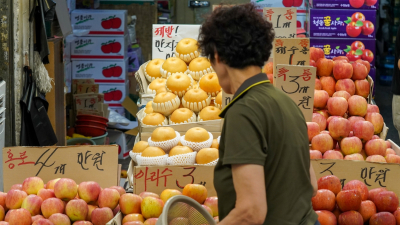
263;7;297;38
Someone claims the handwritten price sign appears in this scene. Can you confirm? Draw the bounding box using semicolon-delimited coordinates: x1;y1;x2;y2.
3;146;118;191
263;7;297;38
275;65;316;122
134;166;216;196
312;159;400;197
152;25;201;60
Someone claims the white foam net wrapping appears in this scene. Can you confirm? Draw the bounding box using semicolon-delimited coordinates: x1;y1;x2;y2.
152;96;181;116
182;95;211;113
160;66;189;79
167;152;197;166
136;154;168;166
143;61;161;83
169;112;197;125
175;50;200;63
195;158;219;166
147;85;158;94
214;102;222;110
141;116;169;127
129;151;142;164
201;90;221;98
188;66;214;81
166;73;194;98
180;132;214;152
198;115;220;122
148;131;181;153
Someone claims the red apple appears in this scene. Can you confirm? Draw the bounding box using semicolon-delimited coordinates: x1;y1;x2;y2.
362;21;375;36
366;155;387;163
315;109;329;120
374;191;399;213
78;182;101;204
140;197;164;219
315;78;322;90
351;12;366;22
333;61;353;80
314;90;330;109
311;133;334;153
307;122;320;143
358;200;376;222
346;22;362;38
333;91;351;101
386;148;396;156
352;61;368;80
10;184;22;191
348;116;366;131
362;49;374;63
46;179;60;190
32;215;45;223
333;56;350;62
41;198;65;219
327;97;348;117
336;190;362;211
367;104;380;113
310;47;325;62
182;184;208;204
312;189;336;211
91;208;114;225
353;121;374;143
119;193;142;215
139;192;159;199
317;175;341;195
310;60;317;67
351;41;365;51
348;95;367;117
317;58;334;77
355;80;370;98
365;139;387;156
54;179;77;201
329;117;351;141
6;189;27;209
315;210;337;225
21;194;43;216
372;135;380;139
310;150;323;159
355;59;371;74
5;209;32;225
22;177;44;195
369;212;396;225
32;219;54;225
98;188;120;210
323;150;344;159
110;186;126;196
369;188;388;202
365;113;384;134
48;213;71;225
344;153;364;161
320;76;336;97
343;180;369;201
65;199;88;222
340;137;362;155
313;113;327;131
143;218;158;225
122;214;145;224
37;189;56;201
338;211;363;225
204;197;218;217
385;154;400;164
336;79;356;96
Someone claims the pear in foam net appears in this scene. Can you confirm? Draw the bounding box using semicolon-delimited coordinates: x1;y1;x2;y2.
199;73;221;97
188;57;214;81
160;57;187;78
182;89;211;113
166;73;193;98
175;38;200;64
145;59;165;82
169;108;197;125
152;92;180;116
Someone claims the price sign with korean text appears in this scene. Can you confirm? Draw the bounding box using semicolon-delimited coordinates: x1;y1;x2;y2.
312;159;400;198
152;25;201;60
3;146;118;191
263;7;297;38
134;166;216;196
275;65;316;122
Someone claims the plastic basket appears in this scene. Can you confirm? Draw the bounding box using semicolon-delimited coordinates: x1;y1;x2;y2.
90;132;108;145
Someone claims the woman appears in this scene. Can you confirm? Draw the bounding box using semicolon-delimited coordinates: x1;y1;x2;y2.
198;3;319;225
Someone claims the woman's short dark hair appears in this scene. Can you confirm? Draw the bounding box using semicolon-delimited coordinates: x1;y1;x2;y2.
198;3;275;69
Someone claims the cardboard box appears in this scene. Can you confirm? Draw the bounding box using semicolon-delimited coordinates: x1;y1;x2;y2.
310;38;376;66
250;0;308;13
99;81;128;104
71;35;129;60
309;0;379;9
308;9;376;39
45;38;67;146
71;10;126;36
311;139;400;197
72;59;128;82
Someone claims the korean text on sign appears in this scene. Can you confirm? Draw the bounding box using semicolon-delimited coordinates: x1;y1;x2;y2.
263;7;297;38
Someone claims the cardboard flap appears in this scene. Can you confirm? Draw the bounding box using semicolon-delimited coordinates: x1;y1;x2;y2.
122;97;139;117
388;139;400;154
106;212;122;225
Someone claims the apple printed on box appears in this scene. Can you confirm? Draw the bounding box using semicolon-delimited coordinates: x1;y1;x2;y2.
71;10;127;36
310;38;376;66
251;0;307;12
72;60;128;82
71;35;129;60
308;9;376;39
308;0;378;9
99;82;128;104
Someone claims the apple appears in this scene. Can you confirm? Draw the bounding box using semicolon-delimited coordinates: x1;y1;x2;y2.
11;184;23;191
315;109;329;120
91;208;114;225
367;104;379;114
323;150;344;159
386;148;396;156
38;189;56;201
317;175;341;195
327;116;342;129
0;192;6;209
5;209;31;225
307;122;320;143
329;117;351;141
347;50;362;62
86;205;98;221
310;150;323;159
139;192;159;199
362;21;375;36
54;179;77;201
374;191;399;213
119;193;142;215
140;197;164;219
365;0;377;6
311;133;334;153
347;22;362;38
48;213;71;225
362;49;374;63
182;184;208;204
110;186;126;196
369;188;388;203
385;154;400;164
366;155;386;163
333;61;353;80
315;78;322;90
353;121;374;143
337;190;362;211
32;219;54;225
333;56;350;62
358;200;376;222
320;76;336;97
204;197;218;217
122;214;145;224
65;199;88;222
352;61;368;80
365;139;387;156
46;179;61;190
310;47;325;62
159;189;182;204
351;41;365;51
314;90;329;109
201;205;213;217
332;91;351;101
369;212;396;225
355;80;370;98
348;116;365;131
351;12;366;22
41;198;65;219
316;58;334;77
349;0;364;8
336;79;356;96
143;218;158;225
315;210;337;225
32;215;45;223
21;194;43;216
355;59;371;73
348;95;367;117
340;137;362;155
394;208;400;225
22;177;44;195
343;180;369;201
344;153;364;161
327;97;348;117
98;188;120;210
312;113;327;131
77;182;101;204
365;113;384;134
339;211;363;225
6;189;27;209
312;189;336;211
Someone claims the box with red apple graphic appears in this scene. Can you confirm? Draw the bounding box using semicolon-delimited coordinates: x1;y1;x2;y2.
309;0;378;9
72;59;128;82
251;0;307;12
310;38;375;66
99;82;128;104
308;9;376;39
71;10;127;36
71;35;129;60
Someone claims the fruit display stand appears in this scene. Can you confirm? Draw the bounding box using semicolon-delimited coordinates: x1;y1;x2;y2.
311;140;400;197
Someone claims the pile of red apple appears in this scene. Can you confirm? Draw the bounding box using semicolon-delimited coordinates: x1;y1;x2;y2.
306;48;395;163
0;177;219;225
313;175;400;225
